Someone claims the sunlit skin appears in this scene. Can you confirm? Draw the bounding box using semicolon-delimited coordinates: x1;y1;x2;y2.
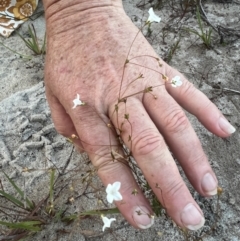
42;0;235;230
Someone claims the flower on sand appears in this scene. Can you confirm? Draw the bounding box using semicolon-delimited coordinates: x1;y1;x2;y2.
106;181;122;203
147;7;161;24
72;94;85;109
171;76;183;87
101;215;116;231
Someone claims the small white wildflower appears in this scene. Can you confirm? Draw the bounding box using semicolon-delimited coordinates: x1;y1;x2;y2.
171;76;183;87
101;215;116;231
72;94;85;109
147;8;161;24
106;181;122;203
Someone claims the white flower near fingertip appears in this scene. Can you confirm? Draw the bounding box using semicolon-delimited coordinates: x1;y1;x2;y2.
106;181;122;204
171;76;183;87
101;215;116;231
72;94;85;109
147;8;161;24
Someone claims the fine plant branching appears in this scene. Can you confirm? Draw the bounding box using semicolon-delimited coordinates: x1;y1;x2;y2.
0;6;223;241
179;0;197;20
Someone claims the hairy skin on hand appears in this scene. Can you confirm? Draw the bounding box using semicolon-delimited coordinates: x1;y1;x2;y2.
42;0;234;230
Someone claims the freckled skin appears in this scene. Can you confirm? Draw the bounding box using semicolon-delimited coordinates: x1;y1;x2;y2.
43;0;229;230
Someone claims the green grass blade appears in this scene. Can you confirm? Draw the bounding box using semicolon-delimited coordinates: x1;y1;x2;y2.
49;169;55;206
45;169;56;215
184;28;201;38
0;220;42;231
28;24;41;54
0;42;32;59
83;207;120;216
0;190;24;208
2;171;34;210
41;32;46;54
15;24;42;55
62;207;120;222
208;29;212;41
28;25;35;40
15;30;30;46
196;7;203;34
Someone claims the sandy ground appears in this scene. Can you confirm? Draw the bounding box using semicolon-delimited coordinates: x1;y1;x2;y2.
0;0;240;240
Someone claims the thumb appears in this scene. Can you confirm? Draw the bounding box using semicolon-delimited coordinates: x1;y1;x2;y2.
45;88;84;151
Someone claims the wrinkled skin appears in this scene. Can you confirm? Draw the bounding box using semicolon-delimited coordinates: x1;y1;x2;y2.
43;1;234;230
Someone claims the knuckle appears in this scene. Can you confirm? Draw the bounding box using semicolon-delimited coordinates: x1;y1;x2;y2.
163;108;189;133
179;81;214;113
164;180;186;201
133;129;165;156
179;80;196;97
187;152;206;168
93;146;130;178
92;146;117;170
198;99;214;116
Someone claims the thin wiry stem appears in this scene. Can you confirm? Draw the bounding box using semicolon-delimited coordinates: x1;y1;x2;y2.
118;23;148;100
128;54;159;62
127;61;165;77
120;74;144;98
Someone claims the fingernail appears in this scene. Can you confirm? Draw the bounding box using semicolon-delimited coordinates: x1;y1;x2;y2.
201;173;218;196
181;203;205;231
219;117;236;135
132;206;154;229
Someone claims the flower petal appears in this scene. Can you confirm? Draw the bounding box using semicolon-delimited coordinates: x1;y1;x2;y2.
106;183;112;194
112;181;121;191
147;7;161;23
112;191;123;201
102;216;110;226
172;76;180;82
101;216;116;231
109;218;116;224
106;193;114;203
102;225;106;232
171;76;182;87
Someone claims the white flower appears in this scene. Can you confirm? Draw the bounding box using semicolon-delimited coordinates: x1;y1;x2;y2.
72;94;85;109
171;76;183;87
101;215;116;231
106;181;122;203
147;8;161;23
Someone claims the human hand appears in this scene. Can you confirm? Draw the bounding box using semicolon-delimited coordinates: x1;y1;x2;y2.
43;0;235;230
